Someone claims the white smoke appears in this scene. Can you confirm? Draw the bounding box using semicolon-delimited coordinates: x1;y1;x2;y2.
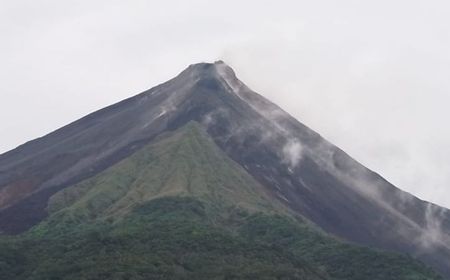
313;143;450;252
282;139;304;169
420;204;450;250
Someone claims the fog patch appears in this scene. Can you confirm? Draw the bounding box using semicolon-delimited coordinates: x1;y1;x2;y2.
316;145;450;252
282;139;304;168
201;108;227;128
420;204;450;250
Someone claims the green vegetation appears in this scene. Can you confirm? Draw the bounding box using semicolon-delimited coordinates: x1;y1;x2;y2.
0;123;442;279
239;213;442;280
0;197;441;279
46;122;280;224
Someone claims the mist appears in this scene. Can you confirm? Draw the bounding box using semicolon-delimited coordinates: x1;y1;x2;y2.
1;0;449;208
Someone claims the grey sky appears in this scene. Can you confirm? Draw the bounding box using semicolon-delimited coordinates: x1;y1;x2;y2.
1;0;449;208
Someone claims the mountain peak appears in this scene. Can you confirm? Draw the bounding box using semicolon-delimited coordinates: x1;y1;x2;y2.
186;60;230;69
1;61;450;277
181;61;240;89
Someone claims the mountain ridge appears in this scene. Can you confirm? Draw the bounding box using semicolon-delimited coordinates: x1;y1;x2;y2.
1;122;442;279
45;121;283;221
0;61;449;278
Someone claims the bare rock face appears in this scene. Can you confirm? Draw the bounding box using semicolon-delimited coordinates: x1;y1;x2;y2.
1;61;449;277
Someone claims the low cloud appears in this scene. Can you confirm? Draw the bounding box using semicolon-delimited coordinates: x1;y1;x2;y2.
282;139;303;169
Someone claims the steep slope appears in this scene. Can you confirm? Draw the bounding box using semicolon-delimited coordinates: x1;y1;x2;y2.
0;123;441;280
160;62;450;277
0;67;199;233
0;61;449;277
45;121;280;221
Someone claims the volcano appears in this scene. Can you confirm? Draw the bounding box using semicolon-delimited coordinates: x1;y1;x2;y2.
0;61;449;279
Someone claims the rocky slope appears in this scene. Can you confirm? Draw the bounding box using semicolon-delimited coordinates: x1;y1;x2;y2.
0;123;442;279
0;61;449;278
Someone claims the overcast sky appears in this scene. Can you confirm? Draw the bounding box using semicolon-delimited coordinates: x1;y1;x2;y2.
1;0;449;208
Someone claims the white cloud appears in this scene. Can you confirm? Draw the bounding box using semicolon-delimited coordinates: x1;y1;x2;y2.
282;140;304;169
